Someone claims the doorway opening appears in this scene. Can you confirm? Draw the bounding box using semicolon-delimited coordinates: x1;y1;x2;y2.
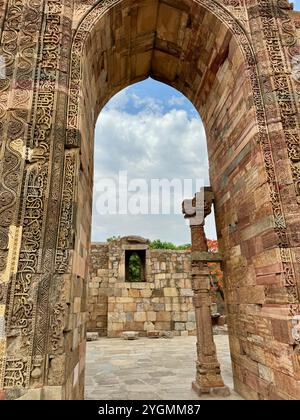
85;79;235;400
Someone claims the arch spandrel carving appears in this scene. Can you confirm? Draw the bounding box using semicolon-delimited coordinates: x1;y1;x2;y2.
0;0;299;400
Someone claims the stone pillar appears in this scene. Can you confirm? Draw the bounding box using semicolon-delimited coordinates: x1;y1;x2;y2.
183;188;230;397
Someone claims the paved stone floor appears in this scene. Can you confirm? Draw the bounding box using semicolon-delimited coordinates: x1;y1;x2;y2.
85;335;243;400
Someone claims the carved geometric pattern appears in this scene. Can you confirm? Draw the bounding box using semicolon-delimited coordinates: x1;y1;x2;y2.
256;0;299;301
262;1;300;206
9;164;48;333
0;283;7;305
33;275;51;357
0;339;5;389
50;302;65;354
0;316;5;339
0;0;26;276
3;358;30;389
222;0;248;27
55;152;78;274
3;0;65;387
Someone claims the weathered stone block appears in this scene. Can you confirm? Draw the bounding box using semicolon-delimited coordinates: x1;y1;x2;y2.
122;331;139;340
134;312;147;322
273;371;300;399
147;311;157;322
140;289;152;298
41;386;65;400
153;303;165;311
271;319;294;345
186;322;196;331
147;331;160;338
258;364;274;382
86;332;99;342
129;289;140;298
164;288;178;297
144;321;155;332
74;297;82;314
157;312;171;322
180;289;194;297
123;303;136;312
188;312;196;322
175;322;185;331
111;323;124;331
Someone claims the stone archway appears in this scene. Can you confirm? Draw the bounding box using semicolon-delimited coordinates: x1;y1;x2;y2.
0;0;300;400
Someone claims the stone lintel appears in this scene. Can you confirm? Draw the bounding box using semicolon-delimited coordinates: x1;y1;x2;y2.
121;244;149;251
124;236;149;244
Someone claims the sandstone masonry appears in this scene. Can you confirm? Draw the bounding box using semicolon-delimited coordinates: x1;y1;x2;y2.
1;0;300;401
88;237;196;338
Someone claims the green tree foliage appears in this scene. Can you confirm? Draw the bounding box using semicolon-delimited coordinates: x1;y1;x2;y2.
129;253;142;282
107;235;121;242
106;237;190;250
149;239;191;250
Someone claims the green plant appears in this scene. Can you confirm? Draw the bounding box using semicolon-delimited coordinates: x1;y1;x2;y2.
149;239;191;250
107;235;121;242
129;253;142;282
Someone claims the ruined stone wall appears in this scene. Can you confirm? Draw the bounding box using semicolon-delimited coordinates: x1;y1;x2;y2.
87;241;196;338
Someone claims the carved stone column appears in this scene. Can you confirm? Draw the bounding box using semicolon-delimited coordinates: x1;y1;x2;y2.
183;188;230;397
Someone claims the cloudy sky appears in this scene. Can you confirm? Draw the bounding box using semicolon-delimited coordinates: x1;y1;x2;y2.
91;2;300;245
92;79;216;245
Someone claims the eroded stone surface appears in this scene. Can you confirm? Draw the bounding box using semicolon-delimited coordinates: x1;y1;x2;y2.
183;190;229;395
87;333;99;342
122;332;139;340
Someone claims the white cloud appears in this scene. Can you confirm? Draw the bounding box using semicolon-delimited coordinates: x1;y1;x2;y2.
131;93;164;114
106;88;129;110
94;108;208;178
168;96;186;106
92;92;216;244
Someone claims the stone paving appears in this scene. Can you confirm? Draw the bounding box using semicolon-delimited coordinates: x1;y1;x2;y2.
85;335;243;400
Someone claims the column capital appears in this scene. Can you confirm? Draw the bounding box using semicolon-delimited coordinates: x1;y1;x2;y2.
182;187;214;227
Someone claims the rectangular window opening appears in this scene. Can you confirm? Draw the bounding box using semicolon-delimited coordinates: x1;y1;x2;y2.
125;249;146;282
